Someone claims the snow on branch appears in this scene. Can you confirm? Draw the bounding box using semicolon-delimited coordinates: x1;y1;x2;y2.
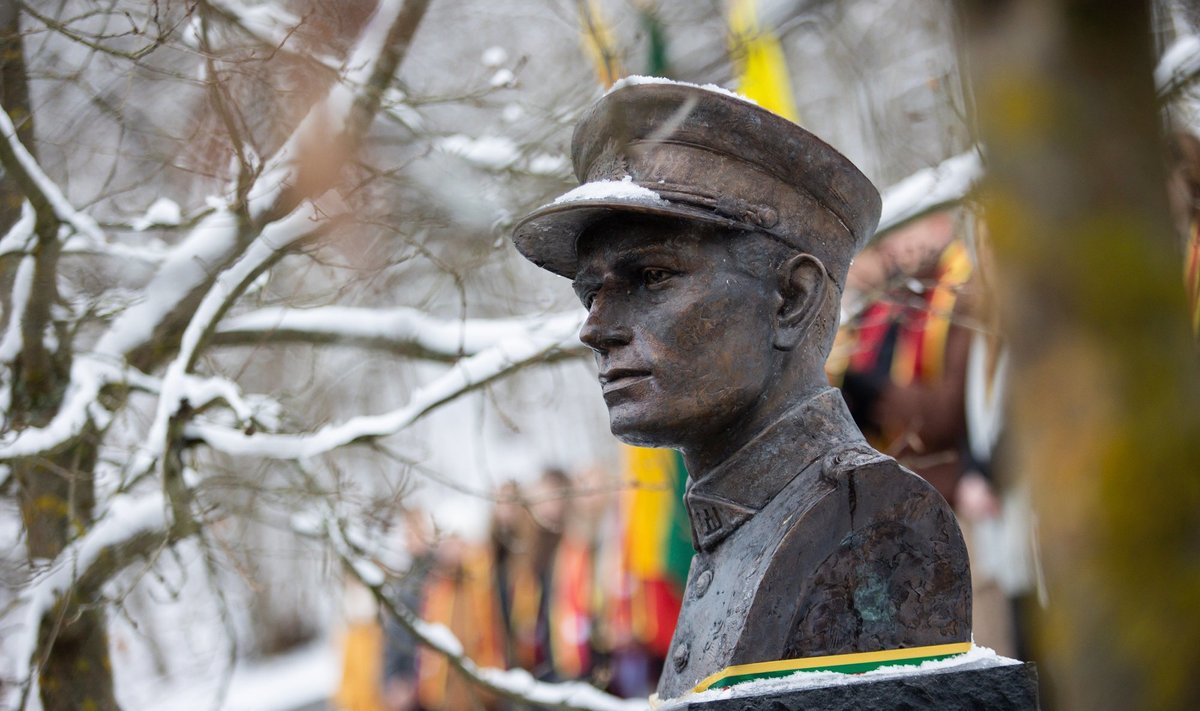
0;255;34;414
95;0;428;366
204;0;425;133
60;233;168;265
92;207;244;360
214;306;589;362
319;514;647;711
144;203;329;473
203;0;342;74
0;201;35;256
0;356;158;460
1158;33;1200;101
246;0;431;223
876;149;983;237
3;1;429;466
0;257;34;364
0;358;104;460
0;106;104;243
6;493;175;700
188;310;586;459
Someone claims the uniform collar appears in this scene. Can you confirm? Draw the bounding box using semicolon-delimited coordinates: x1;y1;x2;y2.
684;387;864;552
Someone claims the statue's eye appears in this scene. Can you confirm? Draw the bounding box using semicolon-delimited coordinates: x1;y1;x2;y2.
642;267;673;287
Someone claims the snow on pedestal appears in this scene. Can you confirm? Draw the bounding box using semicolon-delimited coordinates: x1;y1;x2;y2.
655;645;1037;711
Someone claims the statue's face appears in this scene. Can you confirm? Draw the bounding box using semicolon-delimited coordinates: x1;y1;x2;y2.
572;218;779;450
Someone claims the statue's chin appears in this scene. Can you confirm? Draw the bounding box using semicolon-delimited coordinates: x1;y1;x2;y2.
606;414;681;451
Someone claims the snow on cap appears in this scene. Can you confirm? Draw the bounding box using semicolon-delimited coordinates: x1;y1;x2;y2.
512;79;881;282
550;175;667;206
606;75;760;107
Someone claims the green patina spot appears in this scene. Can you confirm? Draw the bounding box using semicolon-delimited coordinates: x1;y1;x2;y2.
853;569;894;624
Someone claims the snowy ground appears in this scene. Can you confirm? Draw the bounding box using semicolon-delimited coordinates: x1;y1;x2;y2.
126;641;336;711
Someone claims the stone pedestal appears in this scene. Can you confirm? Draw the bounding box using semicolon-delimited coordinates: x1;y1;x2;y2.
658;660;1039;711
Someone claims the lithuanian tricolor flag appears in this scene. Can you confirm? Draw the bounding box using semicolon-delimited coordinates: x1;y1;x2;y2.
622;445;693;655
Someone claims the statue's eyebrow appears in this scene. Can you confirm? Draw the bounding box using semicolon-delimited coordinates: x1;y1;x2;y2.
572;269;601;300
572;242;683;298
607;243;683;274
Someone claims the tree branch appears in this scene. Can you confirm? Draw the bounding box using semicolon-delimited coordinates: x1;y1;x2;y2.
8;493;182;700
202;0;424;133
321;512;647;711
0;104;104;243
188;311;585;459
213;306;589;362
246;0;431;225
876;149;982;237
1157;33;1200;103
147;203;334;522
202;0;341;75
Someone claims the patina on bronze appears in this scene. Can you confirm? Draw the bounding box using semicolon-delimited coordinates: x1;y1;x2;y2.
513;81;971;701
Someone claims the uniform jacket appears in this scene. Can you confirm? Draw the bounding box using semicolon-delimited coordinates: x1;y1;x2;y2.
656;387;971;699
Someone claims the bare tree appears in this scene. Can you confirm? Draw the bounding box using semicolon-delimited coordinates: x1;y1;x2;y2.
0;0;596;707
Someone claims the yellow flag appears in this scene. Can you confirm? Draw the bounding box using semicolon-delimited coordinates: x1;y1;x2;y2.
622;444;676;578
728;0;800;123
578;0;623;88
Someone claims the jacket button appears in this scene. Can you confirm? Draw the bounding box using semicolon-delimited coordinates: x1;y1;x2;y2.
672;642;690;672
693;569;713;597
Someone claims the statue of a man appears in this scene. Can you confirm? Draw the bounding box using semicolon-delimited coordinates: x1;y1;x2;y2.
513;80;971;701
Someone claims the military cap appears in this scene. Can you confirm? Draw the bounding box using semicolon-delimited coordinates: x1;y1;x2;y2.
512;77;882;284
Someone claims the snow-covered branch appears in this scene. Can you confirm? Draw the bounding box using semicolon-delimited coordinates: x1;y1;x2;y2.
203;0;342;75
214;306;589;362
93;207;244;361
0;201;35;256
7;493;177;700
876;149;983;236
1158;33;1200;101
58;235;167;265
0;356;156;460
0;257;34;364
188;311;585;459
3;0;431;465
205;0;425;133
320;514;647;711
144;203;331;482
246;0;431;224
0;105;104;243
85;1;428;373
0;255;34;414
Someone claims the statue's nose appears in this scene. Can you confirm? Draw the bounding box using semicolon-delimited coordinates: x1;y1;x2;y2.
579;293;632;353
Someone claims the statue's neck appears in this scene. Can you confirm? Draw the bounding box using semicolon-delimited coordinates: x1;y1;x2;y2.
681;379;828;478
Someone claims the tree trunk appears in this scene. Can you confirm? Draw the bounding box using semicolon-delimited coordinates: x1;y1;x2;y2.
0;3;117;708
960;1;1200;709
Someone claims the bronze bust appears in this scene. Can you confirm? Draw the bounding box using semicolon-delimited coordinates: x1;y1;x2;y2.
513;81;971;701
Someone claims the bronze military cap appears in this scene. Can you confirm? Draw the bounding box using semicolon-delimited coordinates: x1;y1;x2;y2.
512;78;882;283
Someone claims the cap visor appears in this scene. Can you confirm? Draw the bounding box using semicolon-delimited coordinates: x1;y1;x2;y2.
512;196;741;279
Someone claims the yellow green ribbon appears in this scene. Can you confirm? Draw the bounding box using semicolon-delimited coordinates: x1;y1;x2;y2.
692;641;973;693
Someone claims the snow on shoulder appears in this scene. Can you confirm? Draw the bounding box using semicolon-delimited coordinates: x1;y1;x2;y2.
551;176;666;207
607;75;759;107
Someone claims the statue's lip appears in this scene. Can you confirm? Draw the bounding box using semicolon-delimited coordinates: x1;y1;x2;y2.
599;368;651;393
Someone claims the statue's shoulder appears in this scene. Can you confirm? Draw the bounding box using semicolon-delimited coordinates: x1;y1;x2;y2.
735;442;971;662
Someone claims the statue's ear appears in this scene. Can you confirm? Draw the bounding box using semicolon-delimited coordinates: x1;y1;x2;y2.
774;253;829;350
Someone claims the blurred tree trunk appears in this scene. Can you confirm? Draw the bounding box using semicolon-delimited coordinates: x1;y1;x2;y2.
960;1;1200;709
